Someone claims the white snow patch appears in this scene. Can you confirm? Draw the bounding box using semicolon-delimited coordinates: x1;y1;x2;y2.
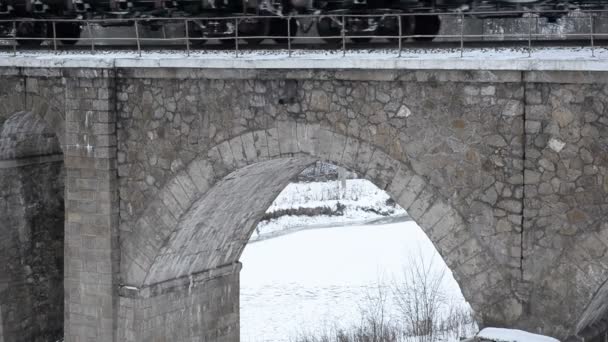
477;328;559;342
0;47;607;71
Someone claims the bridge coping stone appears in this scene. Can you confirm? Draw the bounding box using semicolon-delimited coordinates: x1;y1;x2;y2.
1;53;608;72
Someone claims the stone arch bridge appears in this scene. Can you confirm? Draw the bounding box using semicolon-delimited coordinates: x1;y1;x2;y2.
0;59;607;342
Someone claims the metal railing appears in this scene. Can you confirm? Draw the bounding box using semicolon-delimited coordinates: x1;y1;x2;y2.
1;9;608;57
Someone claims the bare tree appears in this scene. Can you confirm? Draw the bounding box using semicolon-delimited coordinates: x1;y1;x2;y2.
393;249;447;342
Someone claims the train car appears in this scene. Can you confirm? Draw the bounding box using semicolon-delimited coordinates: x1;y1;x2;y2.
0;0;601;46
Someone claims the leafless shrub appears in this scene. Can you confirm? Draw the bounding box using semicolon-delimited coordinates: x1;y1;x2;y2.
393;249;446;342
292;249;477;342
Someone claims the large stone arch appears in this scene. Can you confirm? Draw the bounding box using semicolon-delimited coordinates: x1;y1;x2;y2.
120;122;516;333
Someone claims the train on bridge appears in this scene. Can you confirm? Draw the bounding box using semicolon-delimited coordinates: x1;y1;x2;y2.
0;0;606;46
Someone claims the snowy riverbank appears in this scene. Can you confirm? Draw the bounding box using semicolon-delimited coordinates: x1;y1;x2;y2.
251;179;407;241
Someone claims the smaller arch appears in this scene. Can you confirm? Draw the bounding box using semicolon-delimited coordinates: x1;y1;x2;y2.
0;111;62;160
0;94;65;150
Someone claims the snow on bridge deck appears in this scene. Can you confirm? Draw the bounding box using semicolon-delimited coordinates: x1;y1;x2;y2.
0;47;607;70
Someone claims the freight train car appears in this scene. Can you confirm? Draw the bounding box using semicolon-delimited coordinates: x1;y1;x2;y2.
0;0;604;46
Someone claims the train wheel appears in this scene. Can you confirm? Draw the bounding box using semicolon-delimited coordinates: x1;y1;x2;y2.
269;18;297;44
412;14;440;42
239;17;269;46
384;16;413;43
187;22;207;47
16;21;45;46
317;16;341;44
55;22;81;45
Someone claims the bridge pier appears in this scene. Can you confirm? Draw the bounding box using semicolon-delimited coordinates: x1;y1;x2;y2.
118;263;240;342
62;70;121;342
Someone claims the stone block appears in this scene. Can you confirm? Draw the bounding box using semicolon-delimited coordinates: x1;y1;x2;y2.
396;175;426;210
407;187;435;222
228;136;248;168
240;132;258;163
266;128;280;157
277;120;298;155
252;130;269;160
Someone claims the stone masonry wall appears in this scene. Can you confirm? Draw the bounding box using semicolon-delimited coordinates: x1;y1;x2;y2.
1;66;608;341
0;162;65;342
522;73;608;337
114;69;608;339
115;70;524;285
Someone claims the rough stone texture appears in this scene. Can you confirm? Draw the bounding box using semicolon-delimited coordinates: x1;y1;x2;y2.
62;69;120;342
0;111;62;159
0;111;64;342
521;81;608;339
1;66;608;341
115;70;523;335
118;263;240;342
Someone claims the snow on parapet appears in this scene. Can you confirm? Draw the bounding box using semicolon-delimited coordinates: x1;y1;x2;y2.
477;328;560;342
0;47;607;71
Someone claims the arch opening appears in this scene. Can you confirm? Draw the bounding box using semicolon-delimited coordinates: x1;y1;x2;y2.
0;111;65;342
239;161;478;341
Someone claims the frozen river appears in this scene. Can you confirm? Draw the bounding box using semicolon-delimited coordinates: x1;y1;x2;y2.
239;221;473;342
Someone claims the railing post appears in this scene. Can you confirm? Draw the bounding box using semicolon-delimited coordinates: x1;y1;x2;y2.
86;20;94;53
134;19;141;56
287;16;292;57
528;12;532;57
590;13;595;57
341;15;345;57
52;20;57;53
460;13;464;58
398;14;402;57
12;21;17;56
234;17;239;58
185;19;190;56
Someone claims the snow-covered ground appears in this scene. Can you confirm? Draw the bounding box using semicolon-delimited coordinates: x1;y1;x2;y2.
252;179;407;241
240;221;475;342
476;328;560;342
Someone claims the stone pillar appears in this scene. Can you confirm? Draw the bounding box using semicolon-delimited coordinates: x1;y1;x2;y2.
63;69;119;342
118;263;241;342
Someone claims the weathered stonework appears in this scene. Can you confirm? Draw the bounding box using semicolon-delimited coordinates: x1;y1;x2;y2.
0;111;64;342
0;65;607;341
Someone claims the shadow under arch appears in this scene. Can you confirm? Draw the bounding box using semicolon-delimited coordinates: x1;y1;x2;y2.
121;122;516;337
0;110;65;342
